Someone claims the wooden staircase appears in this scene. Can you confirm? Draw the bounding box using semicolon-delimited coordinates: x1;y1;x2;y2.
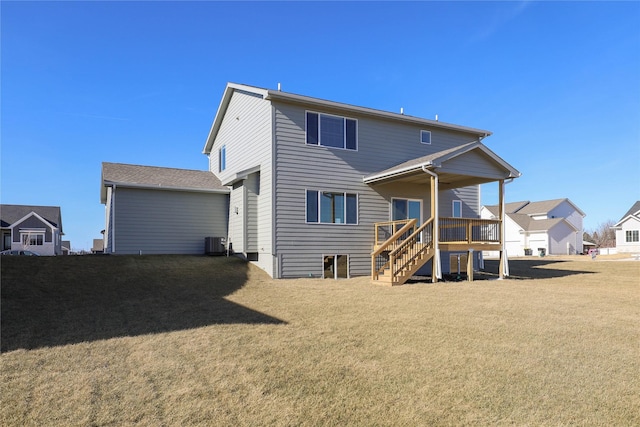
372;218;435;286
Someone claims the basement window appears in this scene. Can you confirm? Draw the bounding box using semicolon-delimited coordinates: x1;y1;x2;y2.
323;255;349;279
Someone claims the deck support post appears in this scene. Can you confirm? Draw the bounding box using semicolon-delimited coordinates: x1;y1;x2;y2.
467;249;474;281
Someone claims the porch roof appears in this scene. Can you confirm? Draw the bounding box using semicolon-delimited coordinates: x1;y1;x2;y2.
363;141;520;189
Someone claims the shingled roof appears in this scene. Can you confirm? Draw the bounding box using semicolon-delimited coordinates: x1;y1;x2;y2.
101;162;229;203
618;201;640;222
0;204;62;231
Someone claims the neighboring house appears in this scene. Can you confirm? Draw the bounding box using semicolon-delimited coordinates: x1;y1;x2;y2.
101;162;229;255
481;198;585;257
199;82;520;283
92;239;104;254
611;201;640;253
62;240;71;255
0;204;64;256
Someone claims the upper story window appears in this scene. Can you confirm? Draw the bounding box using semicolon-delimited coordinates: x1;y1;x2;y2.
420;130;431;145
626;230;639;242
219;145;226;172
306;112;357;150
306;190;358;224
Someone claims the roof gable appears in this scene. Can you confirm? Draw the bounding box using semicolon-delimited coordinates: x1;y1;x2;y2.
10;211;58;231
516;198;585;217
364;141;520;184
101;163;229;203
614;200;640;227
0;204;62;231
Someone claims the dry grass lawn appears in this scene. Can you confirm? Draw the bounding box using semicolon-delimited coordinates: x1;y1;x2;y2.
1;254;639;426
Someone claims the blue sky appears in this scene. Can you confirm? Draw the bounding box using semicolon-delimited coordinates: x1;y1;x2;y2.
2;1;639;250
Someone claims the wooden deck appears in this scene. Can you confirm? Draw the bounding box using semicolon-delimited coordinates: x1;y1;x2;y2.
372;217;502;285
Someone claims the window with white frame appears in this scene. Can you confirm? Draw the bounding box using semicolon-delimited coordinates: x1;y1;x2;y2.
452;200;462;218
626;230;639;242
306;190;358;224
420;130;431;145
21;233;44;246
323;254;349;279
219;145;226;172
392;198;422;223
306;112;357;150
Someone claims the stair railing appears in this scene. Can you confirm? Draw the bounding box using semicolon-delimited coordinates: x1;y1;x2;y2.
389;218;434;282
371;219;417;280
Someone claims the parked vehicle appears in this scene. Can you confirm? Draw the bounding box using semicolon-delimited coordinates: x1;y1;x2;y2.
0;249;39;256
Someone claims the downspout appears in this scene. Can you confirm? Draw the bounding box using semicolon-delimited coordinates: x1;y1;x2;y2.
421;164;441;280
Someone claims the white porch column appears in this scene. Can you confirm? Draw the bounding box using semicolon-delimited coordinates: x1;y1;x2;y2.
498;179;509;279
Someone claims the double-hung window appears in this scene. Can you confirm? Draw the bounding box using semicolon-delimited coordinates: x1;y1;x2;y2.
306;112;357;150
626;230;639;242
306;190;358;224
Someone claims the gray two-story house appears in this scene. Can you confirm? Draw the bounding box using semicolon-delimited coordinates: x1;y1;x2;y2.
201;83;520;284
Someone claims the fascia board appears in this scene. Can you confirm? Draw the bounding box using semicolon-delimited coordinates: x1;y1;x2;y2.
202;83;269;155
103;181;230;195
363;162;435;184
265;89;492;137
613;214;640;227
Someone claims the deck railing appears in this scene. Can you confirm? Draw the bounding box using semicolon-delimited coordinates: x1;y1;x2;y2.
439;217;501;244
374;219;413;247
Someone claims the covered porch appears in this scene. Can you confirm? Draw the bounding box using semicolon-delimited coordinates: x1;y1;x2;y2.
365;141;520;285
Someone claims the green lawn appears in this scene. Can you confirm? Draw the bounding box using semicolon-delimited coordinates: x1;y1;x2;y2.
1;255;639;426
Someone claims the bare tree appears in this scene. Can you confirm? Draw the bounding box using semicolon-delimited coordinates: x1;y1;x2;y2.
588;220;617;248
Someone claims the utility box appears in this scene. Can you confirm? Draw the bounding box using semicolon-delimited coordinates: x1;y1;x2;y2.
205;237;225;255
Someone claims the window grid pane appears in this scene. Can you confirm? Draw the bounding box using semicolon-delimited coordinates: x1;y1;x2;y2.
306;190;318;222
306;112;319;145
320;115;344;148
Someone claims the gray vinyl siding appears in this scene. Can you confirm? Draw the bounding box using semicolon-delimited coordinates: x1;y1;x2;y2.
12;216;52;242
208;90;274;275
445;186;481;218
272;101;484;278
112;187;228;255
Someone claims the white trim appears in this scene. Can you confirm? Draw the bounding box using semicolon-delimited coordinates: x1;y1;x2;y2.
103;181;229;195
